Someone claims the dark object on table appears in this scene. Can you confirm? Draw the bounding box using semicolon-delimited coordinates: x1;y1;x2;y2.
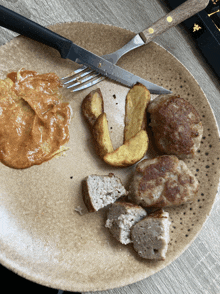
162;0;220;80
0;265;80;294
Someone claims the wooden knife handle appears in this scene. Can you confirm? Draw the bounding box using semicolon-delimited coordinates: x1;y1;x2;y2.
140;0;209;43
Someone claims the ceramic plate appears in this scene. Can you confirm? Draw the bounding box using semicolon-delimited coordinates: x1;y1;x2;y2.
0;22;220;292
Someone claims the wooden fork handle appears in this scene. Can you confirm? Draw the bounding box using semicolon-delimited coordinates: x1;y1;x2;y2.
140;0;209;43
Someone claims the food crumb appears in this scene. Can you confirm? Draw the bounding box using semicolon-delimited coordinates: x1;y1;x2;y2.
75;206;84;216
113;94;116;99
108;173;115;177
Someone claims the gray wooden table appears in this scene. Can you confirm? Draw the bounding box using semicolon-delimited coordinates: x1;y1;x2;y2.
0;1;220;294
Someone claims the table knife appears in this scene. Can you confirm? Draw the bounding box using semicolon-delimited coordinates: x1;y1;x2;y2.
0;5;170;94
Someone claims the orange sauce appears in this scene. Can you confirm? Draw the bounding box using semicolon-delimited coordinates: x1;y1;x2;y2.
0;70;72;169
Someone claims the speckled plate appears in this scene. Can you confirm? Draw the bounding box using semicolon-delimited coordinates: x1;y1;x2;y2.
0;22;220;292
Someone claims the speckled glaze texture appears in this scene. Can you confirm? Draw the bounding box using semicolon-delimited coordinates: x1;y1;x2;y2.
0;22;219;292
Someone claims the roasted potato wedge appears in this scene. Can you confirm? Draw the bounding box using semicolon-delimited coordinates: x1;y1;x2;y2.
124;83;150;142
82;88;104;126
93;113;114;158
103;130;149;167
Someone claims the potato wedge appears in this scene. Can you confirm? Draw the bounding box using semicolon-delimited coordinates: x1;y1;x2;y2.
103;130;149;167
93;113;114;158
124;83;150;142
82;88;104;126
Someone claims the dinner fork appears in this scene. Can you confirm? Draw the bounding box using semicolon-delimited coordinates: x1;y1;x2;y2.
63;0;209;91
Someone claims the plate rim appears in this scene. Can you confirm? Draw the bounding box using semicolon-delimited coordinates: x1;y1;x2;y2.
0;21;220;292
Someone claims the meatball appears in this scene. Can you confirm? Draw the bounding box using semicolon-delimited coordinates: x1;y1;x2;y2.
130;155;199;208
147;94;203;159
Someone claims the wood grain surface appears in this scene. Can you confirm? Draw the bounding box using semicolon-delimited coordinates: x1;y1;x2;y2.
140;0;210;43
0;1;220;294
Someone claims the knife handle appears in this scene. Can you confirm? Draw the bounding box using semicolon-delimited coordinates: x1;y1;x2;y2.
140;0;209;43
0;5;72;58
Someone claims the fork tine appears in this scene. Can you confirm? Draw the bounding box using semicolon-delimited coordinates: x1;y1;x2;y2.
71;76;105;92
62;62;106;92
61;65;88;80
63;68;94;85
66;72;100;89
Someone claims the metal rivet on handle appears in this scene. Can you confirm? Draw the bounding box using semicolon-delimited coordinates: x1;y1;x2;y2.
148;28;154;34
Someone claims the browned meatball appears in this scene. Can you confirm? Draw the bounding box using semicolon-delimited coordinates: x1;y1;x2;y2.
147;94;203;159
130;155;199;208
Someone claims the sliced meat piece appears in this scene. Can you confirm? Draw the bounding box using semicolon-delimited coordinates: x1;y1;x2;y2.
131;209;171;260
105;201;147;244
82;174;127;212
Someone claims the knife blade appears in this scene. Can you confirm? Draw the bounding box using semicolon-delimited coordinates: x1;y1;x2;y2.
66;43;170;94
0;5;170;94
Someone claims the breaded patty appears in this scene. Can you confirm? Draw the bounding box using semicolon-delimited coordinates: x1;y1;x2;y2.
130;155;199;208
148;94;203;159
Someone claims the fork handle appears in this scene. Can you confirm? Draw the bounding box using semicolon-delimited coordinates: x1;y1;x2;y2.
140;0;209;43
0;5;72;58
